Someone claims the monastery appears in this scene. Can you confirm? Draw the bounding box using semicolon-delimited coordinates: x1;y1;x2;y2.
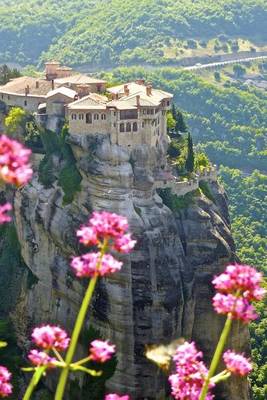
0;62;172;147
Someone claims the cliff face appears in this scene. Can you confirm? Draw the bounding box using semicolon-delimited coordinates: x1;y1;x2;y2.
9;133;249;399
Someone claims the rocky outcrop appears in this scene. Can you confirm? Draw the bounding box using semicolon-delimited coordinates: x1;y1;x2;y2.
7;132;250;399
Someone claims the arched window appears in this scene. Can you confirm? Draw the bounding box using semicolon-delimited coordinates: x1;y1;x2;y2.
86;113;92;124
72;113;77;120
79;114;84;120
126;122;131;132
101;113;106;120
94;113;99;120
120;123;124;132
133;122;138;132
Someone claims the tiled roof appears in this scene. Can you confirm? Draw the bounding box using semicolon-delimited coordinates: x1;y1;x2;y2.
46;87;77;99
0;76;57;96
107;82;173;101
55;74;106;85
68;93;108;110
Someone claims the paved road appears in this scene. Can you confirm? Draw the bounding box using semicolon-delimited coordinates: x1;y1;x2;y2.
183;55;267;71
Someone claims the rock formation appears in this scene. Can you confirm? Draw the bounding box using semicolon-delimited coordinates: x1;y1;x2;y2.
3;131;250;399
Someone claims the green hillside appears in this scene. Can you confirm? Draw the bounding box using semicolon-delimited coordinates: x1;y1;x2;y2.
0;0;267;66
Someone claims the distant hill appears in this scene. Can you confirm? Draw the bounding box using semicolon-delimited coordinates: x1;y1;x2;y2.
0;0;267;67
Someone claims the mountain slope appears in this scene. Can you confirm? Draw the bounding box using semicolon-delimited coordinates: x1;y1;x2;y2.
0;0;267;66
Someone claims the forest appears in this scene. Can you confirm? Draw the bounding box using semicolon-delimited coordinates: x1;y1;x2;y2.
0;0;267;66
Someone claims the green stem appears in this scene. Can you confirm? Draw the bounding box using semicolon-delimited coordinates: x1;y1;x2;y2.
23;366;46;400
54;275;98;400
55;239;108;400
199;315;233;400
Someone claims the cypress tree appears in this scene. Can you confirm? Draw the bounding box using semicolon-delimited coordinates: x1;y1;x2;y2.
185;132;194;173
175;110;187;133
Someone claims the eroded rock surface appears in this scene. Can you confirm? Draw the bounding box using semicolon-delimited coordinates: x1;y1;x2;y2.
9;133;250;399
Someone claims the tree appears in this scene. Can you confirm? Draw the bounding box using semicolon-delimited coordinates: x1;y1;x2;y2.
4;107;27;138
185;132;194;173
0;64;21;85
233;64;246;79
167;111;176;132
214;71;221;81
175;109;187;133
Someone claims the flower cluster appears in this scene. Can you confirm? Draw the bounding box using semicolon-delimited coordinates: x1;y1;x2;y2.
105;395;129;400
28;325;69;368
28;350;57;368
77;212;136;253
168;342;214;400
72;212;136;278
71;253;122;278
0;203;12;224
212;264;265;323
0;366;12;398
89;340;115;363
223;350;252;376
0;135;32;187
32;325;70;351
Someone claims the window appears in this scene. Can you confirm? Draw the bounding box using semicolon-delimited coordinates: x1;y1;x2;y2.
79;114;84;120
126;122;131;132
114;112;116;116
143;109;146;115
7;95;10;100
167;101;170;106
1;94;3;99
72;113;77;120
133;122;138;132
142;122;145;128
86;113;92;124
94;113;99;120
120;110;138;120
24;100;27;106
101;113;106;120
120;123;124;132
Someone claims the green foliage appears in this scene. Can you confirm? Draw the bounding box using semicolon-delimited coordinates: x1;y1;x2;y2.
58;164;82;204
157;188;198;211
38;127;82;202
0;1;267;66
38;155;56;187
0;320;23;399
199;181;215;203
214;71;221;82
185;132;194;173
194;152;210;172
166;111;176;131
0;64;21;85
4;107;27;137
167;135;188;175
233;63;246;78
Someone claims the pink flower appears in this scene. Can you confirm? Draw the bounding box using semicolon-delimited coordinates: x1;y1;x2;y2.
32;325;70;351
114;234;136;253
212;293;258;323
168;342;214;400
71;252;122;278
0;135;32;186
105;395;130;400
0;203;12;224
0;366;12;398
89;340;115;363
77;211;136;254
28;350;57;368
223;350;252;376
212;264;265;301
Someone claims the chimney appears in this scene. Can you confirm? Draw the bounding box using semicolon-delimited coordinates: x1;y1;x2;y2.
35;81;39;89
136;79;145;85
25;85;30;96
146;85;152;96
124;84;130;96
51;79;55;90
136;95;140;107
